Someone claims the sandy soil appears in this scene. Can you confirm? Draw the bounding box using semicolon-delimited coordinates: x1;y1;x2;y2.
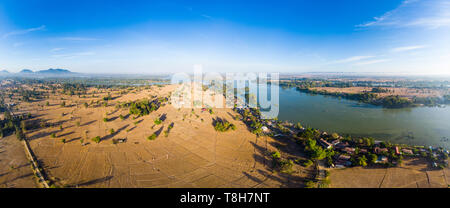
313;87;448;98
0;135;37;188
16;85;313;188
330;158;449;188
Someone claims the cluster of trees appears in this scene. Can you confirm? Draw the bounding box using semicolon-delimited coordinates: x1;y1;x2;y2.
122;98;164;117
281;79;353;89
61;83;88;96
297;88;415;108
237;108;265;136
0;111;31;140
379;95;413;108
9;88;46;102
304;139;334;161
213;118;236;132
371;87;389;93
270;151;294;173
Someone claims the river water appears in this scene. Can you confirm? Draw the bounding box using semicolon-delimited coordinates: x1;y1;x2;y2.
276;87;450;149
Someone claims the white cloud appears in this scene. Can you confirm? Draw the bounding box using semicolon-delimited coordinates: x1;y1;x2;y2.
2;25;46;38
353;59;390;66
391;45;428;52
356;0;450;29
333;55;375;64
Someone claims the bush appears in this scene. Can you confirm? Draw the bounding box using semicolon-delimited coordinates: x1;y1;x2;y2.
213;118;236;132
51;133;56;138
109;128;115;134
92;136;101;143
303;160;313;167
147;133;157;140
154;118;162;125
271;151;281;160
103;118;108;122
305;180;317;188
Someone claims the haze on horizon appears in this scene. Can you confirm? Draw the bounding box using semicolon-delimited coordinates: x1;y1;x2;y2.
0;0;449;74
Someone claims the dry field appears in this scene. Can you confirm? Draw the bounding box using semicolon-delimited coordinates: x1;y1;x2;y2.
330;158;449;188
0;135;37;188
313;87;448;98
15;84;313;188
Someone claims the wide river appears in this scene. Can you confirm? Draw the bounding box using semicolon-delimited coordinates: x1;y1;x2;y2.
276;87;450;149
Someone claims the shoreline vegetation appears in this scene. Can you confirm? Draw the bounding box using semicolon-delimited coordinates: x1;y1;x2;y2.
1;77;449;188
280;79;450;108
233;106;449;187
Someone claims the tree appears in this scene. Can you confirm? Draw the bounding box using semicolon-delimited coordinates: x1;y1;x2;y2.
15;129;25;141
357;156;368;167
303;160;313;167
271;151;281;160
147;133;157;140
295;122;303;130
305;139;327;160
369;153;378;164
331;133;339;139
92;136;101;143
154;118;162;125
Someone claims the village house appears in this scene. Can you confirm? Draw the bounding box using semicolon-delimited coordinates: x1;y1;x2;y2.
335;158;352;167
359;148;368;153
376;156;388;163
261;126;270;133
331;139;341;146
394;146;400;155
342;147;355;154
374;147;388;154
337;154;351;161
402;149;413;155
319;138;333;149
335;142;349;150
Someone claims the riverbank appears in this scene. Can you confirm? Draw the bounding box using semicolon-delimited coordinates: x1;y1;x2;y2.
234;106;449;187
280;81;450;108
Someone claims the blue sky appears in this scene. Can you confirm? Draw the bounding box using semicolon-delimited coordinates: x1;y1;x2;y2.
0;0;449;74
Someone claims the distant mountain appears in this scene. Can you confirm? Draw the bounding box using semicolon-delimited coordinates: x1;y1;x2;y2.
0;70;9;73
36;68;73;74
19;69;34;73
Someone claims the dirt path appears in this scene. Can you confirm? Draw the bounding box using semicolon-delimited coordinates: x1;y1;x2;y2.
0;135;37;188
